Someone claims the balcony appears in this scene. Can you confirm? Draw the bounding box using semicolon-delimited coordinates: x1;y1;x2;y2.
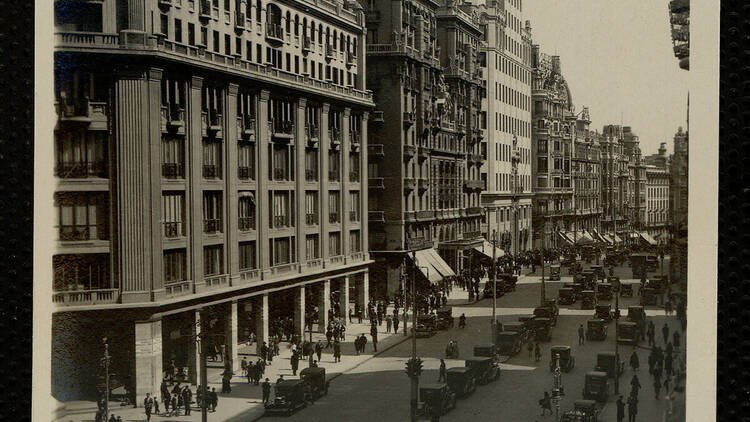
404;211;416;222
271;119;294;141
346;51;356;67
328;170;340;182
237;115;256;140
463;230;482;240
326;44;335;60
159;0;173;7
53;288;120;307
235;11;246;30
418;178;428;193
305;169;317;182
372;111;385;123
349;211;360;222
403;112;415;127
199;0;211;19
59;224;109;241
55;99;108;130
469;153;485;165
57;161;108;179
163;222;184;238
266;23;284;44
272;215;289;228
201;110;223;138
369;210;385;223
239;216;255;231
350;130;361;149
306;125;319;146
404;177;417;191
406;236;433;250
466;207;483;216
302;36;313;53
464;179;485;191
403;144;416;158
369;177;385;190
416;210;435;221
238;166;253;180
203;219;222;233
306;213;318;225
418;146;429;161
161;104;186;134
329;128;342;148
203;164;221;179
369;144;384;158
349;171;360;183
329;213;340;224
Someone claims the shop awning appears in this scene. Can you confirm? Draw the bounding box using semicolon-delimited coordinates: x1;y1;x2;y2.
558;231;574;245
601;234;614;244
612;234;623;243
591;229;607;243
573;231;595;245
473;239;505;260
410;248;455;283
639;232;658;246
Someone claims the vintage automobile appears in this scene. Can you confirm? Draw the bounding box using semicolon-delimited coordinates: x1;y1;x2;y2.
518;314;535;324
503;321;527;336
418;383;457;417
583;371;610;402
465;357;500;384
446;367;476;398
550;264;561;280
561;400;599;422
586;319;608;341
590;265;605;281
596;283;613;301
596;352;624;379
482;279;506;299
619;282;634;298
549;345;575;373
648;275;669;291
568;282;586;298
414;314;437;338
534;306;558;326
558;287;576;305
527;317;552;342
630;253;657;279
617;321;639;345
496;331;522;356
640;287;660;306
498;273;519;291
300;367;329;400
264;379;308;416
473;344;498;358
581;290;597;310
594;304;614;322
627;306;647;340
544;299;560;317
436;306;454;330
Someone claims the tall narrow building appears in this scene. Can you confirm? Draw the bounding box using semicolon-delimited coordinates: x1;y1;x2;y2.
572;108;602;239
476;0;534;253
51;0;372;403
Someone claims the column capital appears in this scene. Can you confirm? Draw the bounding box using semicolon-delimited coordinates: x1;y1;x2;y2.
362;111;369;121
191;75;204;89
260;89;271;101
228;83;240;96
148;67;163;82
343;107;351;117
322;102;331;113
297;97;308;108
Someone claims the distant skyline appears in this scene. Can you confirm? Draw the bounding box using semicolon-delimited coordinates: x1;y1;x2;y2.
523;0;688;155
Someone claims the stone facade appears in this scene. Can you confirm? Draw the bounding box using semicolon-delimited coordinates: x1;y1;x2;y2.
572;109;602;236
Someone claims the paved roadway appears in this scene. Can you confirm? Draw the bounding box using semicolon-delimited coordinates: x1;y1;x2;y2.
265;262;685;422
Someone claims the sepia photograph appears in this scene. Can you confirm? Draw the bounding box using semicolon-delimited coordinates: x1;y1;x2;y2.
34;0;715;421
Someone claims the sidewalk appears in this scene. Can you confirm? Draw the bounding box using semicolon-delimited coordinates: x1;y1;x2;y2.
61;289;475;422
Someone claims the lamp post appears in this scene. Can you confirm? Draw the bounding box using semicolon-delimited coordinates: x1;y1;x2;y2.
491;230;498;344
408;251;423;422
614;287;621;395
551;353;564;421
102;337;110;422
511;133;520;275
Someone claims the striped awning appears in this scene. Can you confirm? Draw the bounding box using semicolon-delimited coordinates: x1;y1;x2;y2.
410;248;455;284
473;240;505;260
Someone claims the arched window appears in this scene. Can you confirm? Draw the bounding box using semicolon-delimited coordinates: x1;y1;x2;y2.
285;11;290;33
318;24;323;44
332;30;336;49
266;3;281;26
346;35;351;53
326;27;330;46
256;0;262;21
353;38;357;54
340;33;344;51
303;18;307;38
294;15;299;36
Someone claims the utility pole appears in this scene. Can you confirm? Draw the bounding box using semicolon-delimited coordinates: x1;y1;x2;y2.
491;230;498;344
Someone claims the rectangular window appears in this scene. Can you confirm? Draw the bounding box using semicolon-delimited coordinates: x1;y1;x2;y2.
163;249;187;283
56;131;108;178
225;34;231;55
329;232;341;256
56;193;109;241
269;191;294;228
272;145;290;180
349;191;360;222
238;143;255;180
162;192;185;237
203;245;224;275
239;241;257;270
174;19;182;42
238;193;256;231
213;30;220;52
270;237;294;266
188;23;195;45
202;191;223;233
328;151;340;181
160;14;169;37
201;27;208;46
305;234;319;260
328;191;340;223
202;139;222;179
305;191;318;225
305;149;318;181
349;230;361;253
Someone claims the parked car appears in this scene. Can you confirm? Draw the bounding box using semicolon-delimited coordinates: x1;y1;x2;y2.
595;351;624;379
583;371;610;402
534;306;558;326
550;264;561;280
414;315;437;338
446;367;476;398
436;306;454;330
561;399;599;422
558;287;576;305
594;304;614;322
581;290;597;310
483;279;506;299
549;345;575;373
264;379;308;416
496;331;522;356
617;321;639;345
300;367;328;401
586;319;608;341
465;357;500;384
596;283;613;301
626;306;647;340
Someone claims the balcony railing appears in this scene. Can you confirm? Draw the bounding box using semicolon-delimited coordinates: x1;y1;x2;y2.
273;168;288;181
303;36;313;52
59;224;109;241
416;210;434;220
349;171;360;182
306;213;318;225
203;219;222;233
202;110;223;137
306;125;319;145
161;104;186;133
350;130;361;146
403;112;415;126
346;51;356;67
326;44;335;59
203;164;221;179
204;274;229;289
406;236;432;250
53;288;120;306
466;207;483;216
403;144;416;157
369;177;385;189
162;162;185;179
237;115;256;139
271;119;294;140
369;210;385;222
163;222;185;238
56;161;108;179
272;215;288;228
329;212;340;223
404;177;417;191
305;169;317;182
329;128;342;145
239;216;255;231
463;179;486;191
349;211;359;222
238;166;253;180
266;23;284;42
418;178;428;192
328;170;340;182
368;144;384;157
463;230;482;239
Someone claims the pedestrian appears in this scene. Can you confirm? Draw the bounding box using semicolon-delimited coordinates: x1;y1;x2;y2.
386;315;392;333
309;351;315;367
349;307;354;323
673;330;680;349
315;340;323;363
333;339;341;362
653;376;661;400
260;341;269;364
534;343;541;362
527;341;534;358
627;394;638;422
662;322;669;345
648;350;655;376
630;374;641;397
665;354;673;378
630;350;639;372
616;395;625;422
393;315;400;333
240;356;248;377
438;358;446;382
143;393;154;422
262;378;271;404
209;387;218;412
160;381;170;414
538;391;552;416
578;324;585;345
459;313;466;329
291;350;299;375
183;386;192;415
371;324;379;352
663;375;671;395
326;326;333;348
361;334;368;353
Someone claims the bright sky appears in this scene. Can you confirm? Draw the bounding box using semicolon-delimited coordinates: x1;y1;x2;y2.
523;0;688;155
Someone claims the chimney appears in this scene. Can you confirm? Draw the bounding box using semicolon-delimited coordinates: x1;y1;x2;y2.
551;56;561;73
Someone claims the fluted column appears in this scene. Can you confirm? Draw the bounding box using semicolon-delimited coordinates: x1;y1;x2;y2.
360;112;369;258
189;76;205;293
227;84;240;281
147;68;165;299
341;108;351;257
296;98;308;264
320;103;330;260
294;285;306;339
258;90;271;273
255;293;269;355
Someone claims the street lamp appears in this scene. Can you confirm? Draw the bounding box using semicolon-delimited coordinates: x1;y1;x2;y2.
490;230;499;344
101;337;110;422
407;251;424;422
551;353;564;421
614;286;621;395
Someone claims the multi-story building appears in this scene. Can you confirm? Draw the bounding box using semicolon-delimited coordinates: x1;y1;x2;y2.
51;0;372;403
364;0;484;296
600;124;629;238
644;142;669;169
572;107;602;238
530;50;576;248
671;125;688;284
645;165;671;241
622;126;647;239
669;0;689;70
476;0;534;252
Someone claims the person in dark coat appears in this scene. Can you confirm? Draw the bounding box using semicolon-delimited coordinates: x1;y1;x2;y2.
209;387;218;412
161;381;171;414
371;325;379;352
630;351;639;372
630;374;642;397
261;378;271;404
578;324;585;345
538;391;552;416
349;307;354;323
315;340;323;363
325;326;333;348
653;376;662;399
260;342;269;364
182;386;192;415
333;339;341;362
143;393;154;422
291;350;300;375
438;359;446;382
673;330;680;349
360;334;368;353
393;315;400;333
534;343;541;362
627;394;638;422
662;323;669;345
616;395;625;422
